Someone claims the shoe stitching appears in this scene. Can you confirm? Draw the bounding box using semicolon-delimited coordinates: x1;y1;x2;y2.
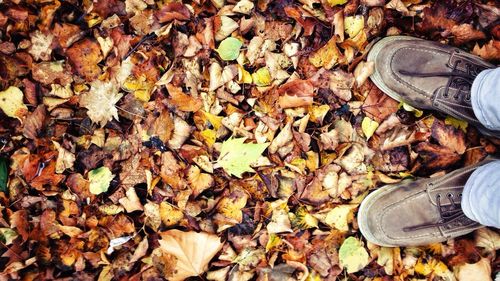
385;46;447;99
378;191;441;240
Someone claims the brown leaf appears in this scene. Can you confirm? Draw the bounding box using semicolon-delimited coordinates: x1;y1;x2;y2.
472;40;500;61
52;23;83;49
362;81;399;122
414;142;461;171
66;38;103;81
119;154;146;190
23;105;46;139
155;2;191;23
31;61;73;85
277;79;315;109
451;24;486;45
10;210;29;241
431;119;466;154
166;84;203;112
417;2;458;34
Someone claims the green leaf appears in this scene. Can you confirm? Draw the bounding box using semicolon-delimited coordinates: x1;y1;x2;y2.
0;228;18;245
88;166;114;195
0;157;8;193
216;37;243;61
339;236;370;273
216;137;269;178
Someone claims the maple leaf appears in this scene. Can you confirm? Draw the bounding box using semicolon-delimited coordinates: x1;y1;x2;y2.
79;80;123;127
216;137;269;178
157;230;223;281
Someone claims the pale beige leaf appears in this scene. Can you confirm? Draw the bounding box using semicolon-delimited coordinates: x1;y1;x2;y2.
455;258;492;281
158;230;224;281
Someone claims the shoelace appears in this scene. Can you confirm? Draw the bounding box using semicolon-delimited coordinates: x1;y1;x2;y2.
403;192;465;232
398;59;479;102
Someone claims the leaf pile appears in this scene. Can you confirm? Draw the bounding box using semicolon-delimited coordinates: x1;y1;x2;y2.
0;0;499;280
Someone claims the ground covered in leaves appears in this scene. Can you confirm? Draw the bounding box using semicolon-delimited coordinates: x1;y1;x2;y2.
0;0;500;280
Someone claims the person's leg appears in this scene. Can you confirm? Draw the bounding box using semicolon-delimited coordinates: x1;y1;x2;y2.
471;68;500;131
462;161;500;228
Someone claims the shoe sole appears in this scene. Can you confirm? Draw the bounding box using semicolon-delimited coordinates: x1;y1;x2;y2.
367;35;424;105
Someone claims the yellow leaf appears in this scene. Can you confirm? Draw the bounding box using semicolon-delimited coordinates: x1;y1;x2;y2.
144;202;161;231
238;65;253;84
344;15;364;38
400;102;423;117
252;67;272;86
326;0;348;6
160;202;184;227
292;206;319;229
122;76;153;102
309;37;342;69
376;247;395;275
323;205;355;232
201;129;217;146
362;116;379;140
0;86;28;120
158;230;223;281
265;234;282;252
445;115;468;132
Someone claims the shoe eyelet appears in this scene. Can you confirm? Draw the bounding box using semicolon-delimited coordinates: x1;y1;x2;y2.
447;193;454;198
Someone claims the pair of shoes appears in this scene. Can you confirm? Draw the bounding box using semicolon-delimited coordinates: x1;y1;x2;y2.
358;36;496;247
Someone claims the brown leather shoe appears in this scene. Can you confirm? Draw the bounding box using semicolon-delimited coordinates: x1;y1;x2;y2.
367;36;498;137
357;160;492;247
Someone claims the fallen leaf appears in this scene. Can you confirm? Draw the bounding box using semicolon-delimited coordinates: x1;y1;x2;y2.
252;67;272;87
277;79;315;109
339;237;370;273
216;37;243;61
88;166;114;195
0;86;28;120
455;258;492;281
362;116;379;140
309;37;343;69
0;228;18;245
431;119;466;154
118;187;144;212
323;205;355;232
472;40;500;61
53;141;76;173
158;230;223;281
66;38;102;81
80;80;123;127
216;138;269;178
